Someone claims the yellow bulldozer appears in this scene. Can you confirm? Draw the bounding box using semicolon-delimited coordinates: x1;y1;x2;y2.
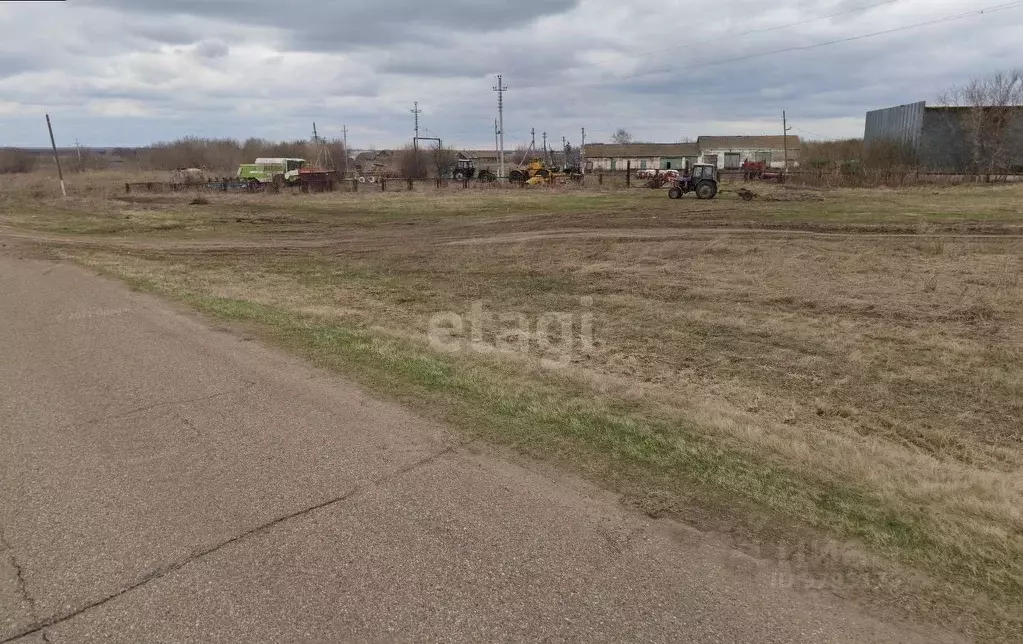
508;158;580;185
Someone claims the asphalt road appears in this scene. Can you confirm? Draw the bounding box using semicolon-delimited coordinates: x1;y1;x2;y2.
0;251;963;643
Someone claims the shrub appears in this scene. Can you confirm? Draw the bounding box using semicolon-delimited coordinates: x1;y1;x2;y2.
0;148;37;174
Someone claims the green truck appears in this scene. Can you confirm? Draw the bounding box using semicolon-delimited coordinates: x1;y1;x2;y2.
237;157;306;187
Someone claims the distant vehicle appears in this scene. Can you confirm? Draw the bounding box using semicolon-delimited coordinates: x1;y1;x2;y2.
452;158;496;182
237;158;306;188
741;159;767;180
667;164;718;199
636;168;679;180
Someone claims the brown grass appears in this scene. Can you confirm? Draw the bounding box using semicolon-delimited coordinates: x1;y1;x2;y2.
3;170;1022;640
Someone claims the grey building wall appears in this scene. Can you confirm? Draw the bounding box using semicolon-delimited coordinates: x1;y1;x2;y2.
921;108;1023;172
919;110;969;172
864;102;926;149
865;101;1023;172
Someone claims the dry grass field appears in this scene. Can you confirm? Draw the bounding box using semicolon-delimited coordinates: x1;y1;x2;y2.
3;170;1021;640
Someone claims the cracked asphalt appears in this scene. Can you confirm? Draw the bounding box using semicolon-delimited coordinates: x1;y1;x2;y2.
0;252;965;643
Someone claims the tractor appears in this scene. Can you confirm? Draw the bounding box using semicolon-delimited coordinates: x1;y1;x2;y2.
452;158;496;182
667;163;718;200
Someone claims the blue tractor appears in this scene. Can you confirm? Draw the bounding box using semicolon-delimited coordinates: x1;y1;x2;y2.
668;163;719;200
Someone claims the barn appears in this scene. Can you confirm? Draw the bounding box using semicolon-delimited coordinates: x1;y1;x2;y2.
583;143;701;172
695;136;799;170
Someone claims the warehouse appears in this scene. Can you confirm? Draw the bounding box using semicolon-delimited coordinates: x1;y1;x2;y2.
864;101;1023;172
695;135;799;170
583;143;700;172
581;138;797;172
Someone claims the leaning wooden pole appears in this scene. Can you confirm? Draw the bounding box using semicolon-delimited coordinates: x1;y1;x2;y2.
45;114;67;199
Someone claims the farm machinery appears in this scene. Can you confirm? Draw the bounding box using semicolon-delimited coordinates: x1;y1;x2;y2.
452;158;496;182
237;158;306;188
667;163;719;200
741;159;784;181
237;157;341;190
508;158;580;185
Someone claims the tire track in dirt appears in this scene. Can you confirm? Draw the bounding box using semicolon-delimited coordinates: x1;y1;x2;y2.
444;226;1023;246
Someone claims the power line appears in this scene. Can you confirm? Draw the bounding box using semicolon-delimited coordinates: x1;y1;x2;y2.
792;126;840;141
368;2;900;122
584;0;901;67
381;0;1023;132
333;0;1023;147
544;0;1023;91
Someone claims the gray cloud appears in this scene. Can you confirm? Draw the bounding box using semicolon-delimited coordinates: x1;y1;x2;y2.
1;0;1020;147
194;40;230;59
0;53;41;78
84;0;581;50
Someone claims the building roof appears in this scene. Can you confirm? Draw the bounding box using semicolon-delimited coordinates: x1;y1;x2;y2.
923;105;1023;113
353;150;393;164
460;150;501;160
583;143;701;158
697;135;800;150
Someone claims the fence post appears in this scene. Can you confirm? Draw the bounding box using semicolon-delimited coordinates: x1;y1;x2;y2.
381;179;386;191
599;173;603;186
626;161;631;187
407;178;414;191
125;183;130;194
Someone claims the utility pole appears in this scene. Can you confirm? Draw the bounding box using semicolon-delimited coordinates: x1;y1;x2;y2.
411;102;422;150
341;124;349;176
531;127;536;149
312;122;319;143
782;110;792;174
493;75;506;179
342;124;349;174
495;119;500;161
45;114;66;199
75;138;82;172
580;127;587;175
562;136;567;166
542;131;548;163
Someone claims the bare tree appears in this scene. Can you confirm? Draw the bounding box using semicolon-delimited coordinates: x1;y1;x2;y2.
611;128;633;145
305;137;347;173
396;144;429;179
562;142;581;169
429;143;458;178
939;69;1023;178
512;144;536;167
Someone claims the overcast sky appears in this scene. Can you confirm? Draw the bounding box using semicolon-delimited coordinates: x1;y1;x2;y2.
0;0;1019;149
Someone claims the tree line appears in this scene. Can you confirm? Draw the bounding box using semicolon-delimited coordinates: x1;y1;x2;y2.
1;136;349;175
